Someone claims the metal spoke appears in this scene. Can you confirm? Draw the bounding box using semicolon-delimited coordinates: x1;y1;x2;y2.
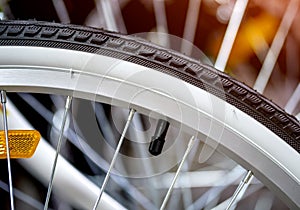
160;136;195;210
0;179;50;210
153;0;170;47
179;165;194;210
181;0;201;56
1;90;15;210
285;83;300;114
176;135;200;209
51;0;70;23
99;0;127;33
96;0;118;31
254;190;274;210
110;0;127;33
92;0;127;32
95;104;157;209
296;112;300;121
122;109;161;206
44;96;72;210
18;94;156;210
18;93;53;124
253;0;299;93
214;0;249;71
93;108;136;210
225;170;253;210
187;165;244;210
211;183;263;210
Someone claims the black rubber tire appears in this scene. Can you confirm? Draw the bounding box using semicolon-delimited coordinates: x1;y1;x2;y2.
0;20;299;153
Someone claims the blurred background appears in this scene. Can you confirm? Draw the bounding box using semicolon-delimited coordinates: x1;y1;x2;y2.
0;0;299;111
0;0;299;209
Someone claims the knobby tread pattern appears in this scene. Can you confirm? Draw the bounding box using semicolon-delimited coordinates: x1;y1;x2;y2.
0;20;299;153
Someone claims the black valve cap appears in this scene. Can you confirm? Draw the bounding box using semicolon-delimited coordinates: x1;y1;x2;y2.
149;119;170;156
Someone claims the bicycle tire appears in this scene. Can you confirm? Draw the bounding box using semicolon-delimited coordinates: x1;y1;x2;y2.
0;20;299;209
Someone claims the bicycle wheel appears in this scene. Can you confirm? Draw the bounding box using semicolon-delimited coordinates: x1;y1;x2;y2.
0;20;299;209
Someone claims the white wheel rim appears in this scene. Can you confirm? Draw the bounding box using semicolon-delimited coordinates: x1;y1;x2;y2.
0;46;299;209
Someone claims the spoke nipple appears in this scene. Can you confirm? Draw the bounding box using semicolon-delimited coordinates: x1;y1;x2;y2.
0;90;7;103
149;119;169;156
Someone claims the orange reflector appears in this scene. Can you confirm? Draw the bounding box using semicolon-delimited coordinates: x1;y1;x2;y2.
0;130;41;159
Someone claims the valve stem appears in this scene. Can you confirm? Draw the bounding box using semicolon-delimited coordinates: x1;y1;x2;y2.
149;119;169;156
